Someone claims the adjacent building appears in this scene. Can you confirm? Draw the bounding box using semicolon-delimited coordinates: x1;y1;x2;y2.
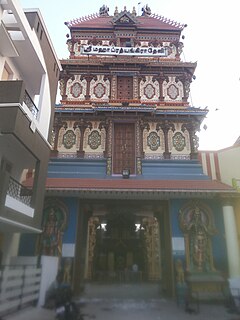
200;139;240;264
0;0;61;265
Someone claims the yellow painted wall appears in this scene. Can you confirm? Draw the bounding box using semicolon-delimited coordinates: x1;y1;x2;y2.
218;144;240;251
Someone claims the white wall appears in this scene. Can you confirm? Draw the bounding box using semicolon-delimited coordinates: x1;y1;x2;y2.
38;255;59;307
218;146;240;186
1;233;20;265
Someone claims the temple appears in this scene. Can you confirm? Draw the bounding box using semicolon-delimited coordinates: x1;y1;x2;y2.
21;5;240;298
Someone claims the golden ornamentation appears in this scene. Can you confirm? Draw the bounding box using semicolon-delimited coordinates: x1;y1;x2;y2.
87;217;99;279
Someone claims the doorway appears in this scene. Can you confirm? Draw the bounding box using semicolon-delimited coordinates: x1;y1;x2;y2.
113;123;135;175
73;201;174;297
117;76;133;100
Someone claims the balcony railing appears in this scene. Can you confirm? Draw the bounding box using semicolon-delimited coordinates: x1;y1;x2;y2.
23;90;39;119
7;177;32;207
0;81;39;119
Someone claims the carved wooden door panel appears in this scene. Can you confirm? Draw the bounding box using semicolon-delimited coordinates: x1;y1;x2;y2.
117;77;133;100
113;123;135;174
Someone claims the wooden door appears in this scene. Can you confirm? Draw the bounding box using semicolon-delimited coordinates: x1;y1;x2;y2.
113;123;135;174
117;77;133;100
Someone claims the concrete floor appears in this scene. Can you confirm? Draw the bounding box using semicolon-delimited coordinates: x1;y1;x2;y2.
4;283;240;320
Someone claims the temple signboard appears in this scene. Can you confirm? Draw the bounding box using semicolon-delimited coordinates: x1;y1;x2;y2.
80;45;168;57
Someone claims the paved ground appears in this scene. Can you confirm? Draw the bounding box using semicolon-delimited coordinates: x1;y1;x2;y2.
4;283;240;320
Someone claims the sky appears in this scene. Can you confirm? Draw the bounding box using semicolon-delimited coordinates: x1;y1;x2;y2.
20;0;240;150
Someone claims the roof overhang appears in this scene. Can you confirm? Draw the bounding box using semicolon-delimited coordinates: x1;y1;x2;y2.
44;178;239;200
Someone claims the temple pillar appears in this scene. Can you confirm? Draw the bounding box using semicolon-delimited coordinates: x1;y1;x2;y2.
110;74;117;100
136;119;146;175
99;120;109;159
156;120;175;160
51;120;67;156
157;72;167;102
222;202;240;277
133;75;139;100
106;119;113;175
84;75;94;100
181;122;200;159
59;70;74;101
73;120;92;158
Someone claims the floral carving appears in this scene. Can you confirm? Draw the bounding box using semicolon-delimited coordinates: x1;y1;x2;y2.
167;84;179;100
88;130;101;149
147;132;160;151
93;83;106;98
63;130;76;149
71;82;82;98
144;84;155;99
172;132;186;151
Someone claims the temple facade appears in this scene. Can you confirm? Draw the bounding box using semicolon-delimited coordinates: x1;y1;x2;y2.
21;5;240;298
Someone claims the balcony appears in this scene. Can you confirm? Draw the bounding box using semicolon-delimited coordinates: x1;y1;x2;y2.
7;177;33;207
5;177;34;218
23;90;39;119
0;80;38;119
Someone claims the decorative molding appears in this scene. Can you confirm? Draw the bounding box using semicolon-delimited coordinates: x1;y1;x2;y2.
66;75;87;100
140;76;159;101
163;76;184;101
90;75;110;100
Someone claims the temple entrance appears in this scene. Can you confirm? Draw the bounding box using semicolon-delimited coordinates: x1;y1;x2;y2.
93;211;146;282
73;200;174;297
83;204;167;284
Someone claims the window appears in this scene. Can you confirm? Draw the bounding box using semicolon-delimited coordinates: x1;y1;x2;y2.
1;63;13;80
120;38;131;47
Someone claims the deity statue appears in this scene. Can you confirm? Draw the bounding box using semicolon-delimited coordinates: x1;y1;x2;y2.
41;207;65;256
99;5;109;16
142;4;151;16
179;205;216;273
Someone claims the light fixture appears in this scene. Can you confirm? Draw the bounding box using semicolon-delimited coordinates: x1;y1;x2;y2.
122;169;130;179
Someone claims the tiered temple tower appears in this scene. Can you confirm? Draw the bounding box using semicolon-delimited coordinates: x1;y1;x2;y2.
29;5;240;298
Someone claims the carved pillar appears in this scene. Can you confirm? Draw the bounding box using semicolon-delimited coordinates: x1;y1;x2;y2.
84;75;94;100
74;120;92;158
104;75;111;101
142;217;161;281
139;119;150;156
52;119;67;156
136;119;149;175
175;41;183;61
157;72;167;102
85;217;99;280
222;200;240;278
156;120;175;159
99;119;110;158
70;39;77;58
138;75;145;100
105;119;113;175
59;70;74;100
181;121;200;159
179;73;192;102
133;75;139;100
110;74;117;100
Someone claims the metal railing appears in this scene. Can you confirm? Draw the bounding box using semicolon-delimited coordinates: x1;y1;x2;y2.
23;90;39;119
0;264;42;317
7;177;32;207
